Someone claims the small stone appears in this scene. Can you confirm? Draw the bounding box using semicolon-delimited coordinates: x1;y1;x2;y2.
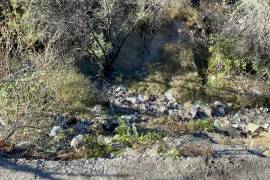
263;123;270;130
15;141;36;150
183;101;193;111
245;123;263;134
122;98;134;106
61;116;78;129
252;89;262;95
169;102;181;110
214;101;226;107
116;85;126;92
168;110;174;115
214;118;230;129
101;136;113;144
136;94;144;104
49;126;62;137
214;120;222;129
159;106;167;114
263;150;270;157
201;105;212;117
101;119;119;132
91;105;102;114
232;123;240;129
126;97;136;104
260;108;269;113
211;101;226;117
139;104;146;111
149;95;157;101
224;127;240;137
0;118;5;129
189;106;207;119
164;90;175;102
114;99;121;106
75;122;90;133
71;134;84;149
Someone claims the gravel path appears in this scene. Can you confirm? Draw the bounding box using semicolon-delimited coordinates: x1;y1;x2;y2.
0;155;269;180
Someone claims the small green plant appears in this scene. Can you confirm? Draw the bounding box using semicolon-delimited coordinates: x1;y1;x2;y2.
113;124;162;147
166;148;181;159
187;119;214;132
83;135;113;158
157;143;181;158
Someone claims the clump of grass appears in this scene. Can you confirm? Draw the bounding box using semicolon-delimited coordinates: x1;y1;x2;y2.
83;136;114;158
42;66;96;113
113;124;162;147
166;148;181;159
187;119;214;132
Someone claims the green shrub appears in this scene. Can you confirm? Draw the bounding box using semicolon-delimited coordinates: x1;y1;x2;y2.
1;0;37;48
207;36;244;88
0;71;52;140
166;148;181;158
0;66;95;141
83;136;113;158
42;67;95;113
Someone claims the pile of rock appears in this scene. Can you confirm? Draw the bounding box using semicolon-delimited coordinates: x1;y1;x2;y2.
43;85;270;158
107;87;183;116
108;85;270;136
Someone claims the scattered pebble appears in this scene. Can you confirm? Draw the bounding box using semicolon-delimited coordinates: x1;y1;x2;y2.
49;126;62;137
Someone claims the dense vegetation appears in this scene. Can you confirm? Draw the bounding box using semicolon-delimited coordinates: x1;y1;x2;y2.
0;0;270;156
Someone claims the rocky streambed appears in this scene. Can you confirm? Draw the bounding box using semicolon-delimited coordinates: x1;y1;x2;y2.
1;84;270;179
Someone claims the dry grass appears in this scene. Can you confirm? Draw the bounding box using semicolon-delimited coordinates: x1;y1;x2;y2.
160;0;199;26
246;131;270;156
148;116;189;136
178;143;213;157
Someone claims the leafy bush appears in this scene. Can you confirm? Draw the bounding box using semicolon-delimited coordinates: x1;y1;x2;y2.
0;66;95;141
207;36;245;88
0;71;52;141
83;136;113;158
29;0;158;75
42;67;95;113
225;0;270;54
223;0;270;79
